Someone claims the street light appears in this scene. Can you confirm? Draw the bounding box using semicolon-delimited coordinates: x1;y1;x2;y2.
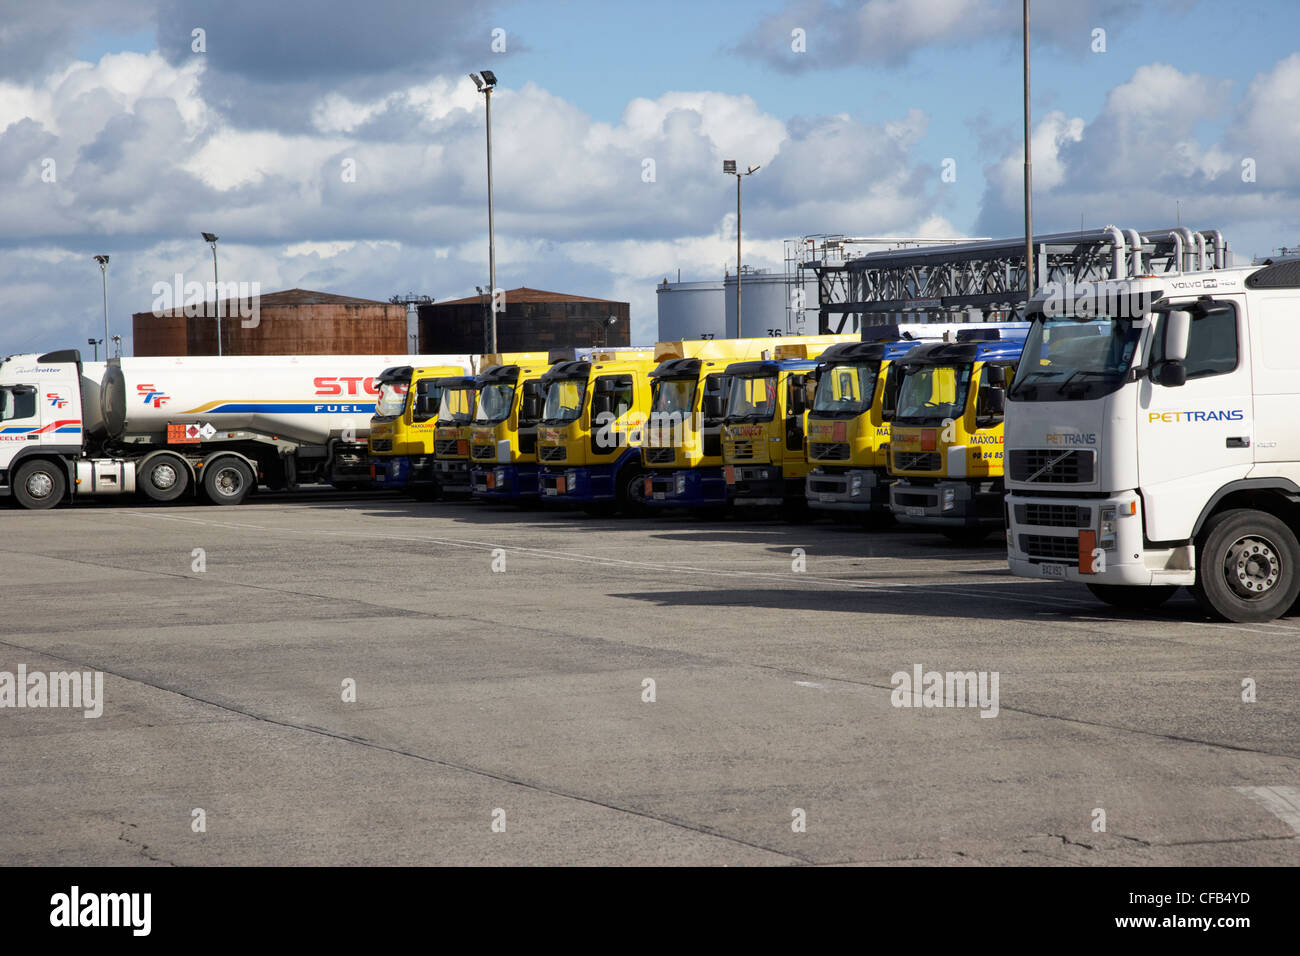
591;314;617;349
92;255;110;351
87;337;102;361
470;70;499;354
111;334;122;358
723;161;760;337
201;232;220;356
1022;0;1034;300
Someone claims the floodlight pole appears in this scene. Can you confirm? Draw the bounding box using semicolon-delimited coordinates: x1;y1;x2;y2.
1023;0;1034;301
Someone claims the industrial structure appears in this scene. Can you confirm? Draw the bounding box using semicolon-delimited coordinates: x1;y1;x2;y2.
418;287;629;354
132;288;407;357
801;228;1230;333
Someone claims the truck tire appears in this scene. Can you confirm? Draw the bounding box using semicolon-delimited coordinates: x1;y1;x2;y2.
12;459;66;510
615;464;649;517
1191;509;1300;623
201;457;254;506
1086;583;1179;610
139;453;190;502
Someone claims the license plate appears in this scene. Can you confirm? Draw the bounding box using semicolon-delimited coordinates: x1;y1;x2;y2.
544;486;557;496
556;477;567;494
654;492;665;500
1039;563;1067;578
819;493;835;503
906;506;924;517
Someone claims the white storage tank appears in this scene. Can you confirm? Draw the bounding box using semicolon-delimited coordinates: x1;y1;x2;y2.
656;278;725;342
723;269;818;338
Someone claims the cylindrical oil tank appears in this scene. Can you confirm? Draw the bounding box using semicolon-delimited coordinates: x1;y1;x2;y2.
98;354;470;445
656;279;725;342
723;270;819;338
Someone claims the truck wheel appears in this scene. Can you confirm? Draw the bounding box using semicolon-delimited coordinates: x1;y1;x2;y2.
616;466;649;517
12;459;65;510
201;457;254;506
139;453;190;502
1191;509;1300;623
1086;583;1179;610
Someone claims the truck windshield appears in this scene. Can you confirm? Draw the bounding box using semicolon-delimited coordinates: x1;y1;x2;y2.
474;383;516;424
726;375;777;422
651;378;696;415
812;363;877;417
437;387;474;424
374;381;408;418
541;378;587;422
1008;317;1142;402
895;364;972;425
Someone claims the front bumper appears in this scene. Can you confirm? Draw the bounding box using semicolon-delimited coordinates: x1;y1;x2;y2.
1006;490;1195;586
725;463;792;506
472;463;539;499
433;457;472;494
540;465;616;502
805;467;891;512
644;467;728;508
371;455;409;489
890;478;1004;528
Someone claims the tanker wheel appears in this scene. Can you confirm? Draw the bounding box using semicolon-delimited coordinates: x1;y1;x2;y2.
139;453;190;502
201;457;254;506
12;459;66;510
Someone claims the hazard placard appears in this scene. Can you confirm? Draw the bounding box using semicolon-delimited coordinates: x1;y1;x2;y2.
168;423;201;444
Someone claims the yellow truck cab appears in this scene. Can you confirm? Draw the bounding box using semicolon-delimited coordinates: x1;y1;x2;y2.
803;332;935;521
721;356;821;511
887;327;1027;542
431;375;478;497
369;363;465;497
469;359;552;501
537;356;657;513
640;337;779;510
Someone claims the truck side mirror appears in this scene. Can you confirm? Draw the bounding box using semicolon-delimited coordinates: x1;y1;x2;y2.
881;377;899;421
520;395;542;421
591;393;612;417
1155;309;1191;387
984;365;1006;387
702;394;724;420
979;387;1005;420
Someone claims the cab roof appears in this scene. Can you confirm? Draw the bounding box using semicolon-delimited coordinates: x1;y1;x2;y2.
433;375;477;388
817;339;924;366
724;358;820;377
898;337;1026;366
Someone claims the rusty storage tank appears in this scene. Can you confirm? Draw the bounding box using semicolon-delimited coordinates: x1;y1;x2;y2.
132;288;408;356
418;287;630;354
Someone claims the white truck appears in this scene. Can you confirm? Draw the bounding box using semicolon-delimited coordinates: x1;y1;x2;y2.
0;348;436;509
1004;259;1300;622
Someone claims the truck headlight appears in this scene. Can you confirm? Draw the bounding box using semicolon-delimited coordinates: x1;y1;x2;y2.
850;474;862;497
565;469;578;488
942;487;956;511
495;468;506;486
675;473;686;496
1099;506;1117;550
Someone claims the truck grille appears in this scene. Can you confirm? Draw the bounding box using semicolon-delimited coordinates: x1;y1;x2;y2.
807;477;844;494
1009;449;1095;483
434;439;459;456
539;445;567;462
370;439;392;452
644;446;675;465
471;444;495;460
1015;503;1090;528
729;441;754;460
1019;534;1077;560
893;451;940;472
811;442;850;461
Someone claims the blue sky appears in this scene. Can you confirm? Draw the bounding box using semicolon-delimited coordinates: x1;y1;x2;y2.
3;0;1300;353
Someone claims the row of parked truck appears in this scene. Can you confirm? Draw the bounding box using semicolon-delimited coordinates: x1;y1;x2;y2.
4;257;1299;623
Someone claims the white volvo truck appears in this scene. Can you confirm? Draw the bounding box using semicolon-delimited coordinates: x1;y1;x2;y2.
0;348;432;509
1004;260;1300;622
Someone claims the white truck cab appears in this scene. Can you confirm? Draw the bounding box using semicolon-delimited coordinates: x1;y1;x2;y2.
1004;262;1300;622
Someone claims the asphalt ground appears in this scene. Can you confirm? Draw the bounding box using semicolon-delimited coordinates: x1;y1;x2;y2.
1;489;1297;866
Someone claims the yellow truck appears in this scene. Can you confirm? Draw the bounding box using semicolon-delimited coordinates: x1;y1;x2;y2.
369;361;468;498
642;336;832;511
468;358;554;501
431;374;479;497
720;355;823;513
887;327;1027;542
537;355;659;514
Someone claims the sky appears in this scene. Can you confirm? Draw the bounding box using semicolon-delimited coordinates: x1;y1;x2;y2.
2;0;1299;354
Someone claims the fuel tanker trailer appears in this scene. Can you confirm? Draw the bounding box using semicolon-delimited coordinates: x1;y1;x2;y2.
0;348;424;509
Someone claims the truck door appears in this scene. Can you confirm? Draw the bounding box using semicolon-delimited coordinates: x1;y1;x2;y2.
1138;301;1254;541
0;384;43;462
783;372;809;464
